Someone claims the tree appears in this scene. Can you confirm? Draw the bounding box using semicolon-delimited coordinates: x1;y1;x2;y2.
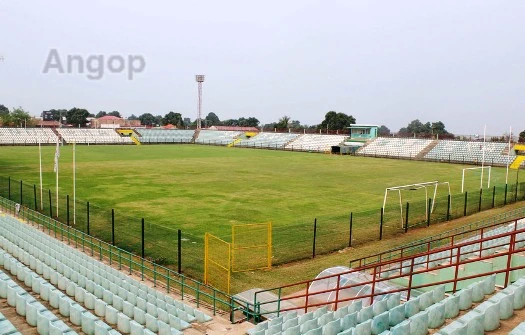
66;108;90;127
238;117;260;127
0;104;9;117
275;115;291;129
128;114;138;120
319;111;356;131
108;111;121;118
519;130;525;143
2;107;32;127
431;121;448;135
95;111;107;118
221;119;238;126
138;113;156;126
398;119;451;137
205;112;220;126
162;112;183;127
378;125;391;136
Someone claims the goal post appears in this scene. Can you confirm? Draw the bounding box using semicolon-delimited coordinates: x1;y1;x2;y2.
461;166;491;193
383;181;451;228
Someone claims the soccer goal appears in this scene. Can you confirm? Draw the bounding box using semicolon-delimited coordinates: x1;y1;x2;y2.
461;166;491;193
383;181;451;228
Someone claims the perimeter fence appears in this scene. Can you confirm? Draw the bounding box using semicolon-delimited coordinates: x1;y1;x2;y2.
0;175;524;288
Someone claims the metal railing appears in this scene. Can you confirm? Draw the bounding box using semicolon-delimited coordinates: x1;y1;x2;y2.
349;208;525;269
252;217;525;319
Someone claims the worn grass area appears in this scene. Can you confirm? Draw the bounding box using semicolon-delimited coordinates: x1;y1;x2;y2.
0;144;517;292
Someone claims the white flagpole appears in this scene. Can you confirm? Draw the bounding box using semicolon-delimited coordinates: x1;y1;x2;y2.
55;139;59;217
39;140;43;210
480;125;486;189
506;126;512;184
73;141;76;225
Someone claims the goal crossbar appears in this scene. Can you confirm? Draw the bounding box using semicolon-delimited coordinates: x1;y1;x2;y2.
383;181;451;228
461;166;491;193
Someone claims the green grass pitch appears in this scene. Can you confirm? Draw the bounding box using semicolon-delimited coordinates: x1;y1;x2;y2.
0;144;512;280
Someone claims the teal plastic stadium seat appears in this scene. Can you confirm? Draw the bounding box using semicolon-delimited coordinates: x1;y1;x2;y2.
157;309;169;324
282;324;300;335
443;294;460;319
372;300;387;316
488;292;514;320
69;303;85;326
388;305;404;327
105;305;118;325
282;317;298;330
456;287;472;311
354;319;372;335
387;294;401;310
510;321;525;335
404;299;419;318
357;305;374;323
389;319;409;335
145;313;159;332
458;309;483;335
0;319;17;335
427;302;445;329
371;311;389;335
117;313;131;334
299;319;318;334
318;311;334;326
94;299;107;317
340;312;358;331
408;310;428;335
469;282;484;303
133;307;146;325
130;320;145;335
304;326;322;335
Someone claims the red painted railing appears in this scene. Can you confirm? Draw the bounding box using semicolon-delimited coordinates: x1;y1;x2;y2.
253;218;525;317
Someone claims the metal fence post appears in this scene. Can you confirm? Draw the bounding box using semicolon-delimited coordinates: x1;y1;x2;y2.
33;184;37;210
464;192;468;216
379;208;383;240
492;185;496;208
349;213;353;247
478;188;482;212
20;180;22;205
48;189;52;217
141;218;145;258
446;194;451;221
87;201;90;235
504;183;508;205
111;209;115;246
404;202;409;233
178;229;182;274
427;198;431;226
67;194;70;225
312;218;317;258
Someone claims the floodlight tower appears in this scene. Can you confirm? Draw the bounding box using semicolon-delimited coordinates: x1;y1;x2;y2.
195;75;205;129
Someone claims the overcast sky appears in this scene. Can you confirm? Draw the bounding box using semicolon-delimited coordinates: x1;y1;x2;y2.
1;1;524;135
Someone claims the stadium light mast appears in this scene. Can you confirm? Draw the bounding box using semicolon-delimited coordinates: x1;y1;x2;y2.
195;75;205;129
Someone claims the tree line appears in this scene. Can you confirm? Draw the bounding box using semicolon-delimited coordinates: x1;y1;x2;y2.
2;103;524;142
